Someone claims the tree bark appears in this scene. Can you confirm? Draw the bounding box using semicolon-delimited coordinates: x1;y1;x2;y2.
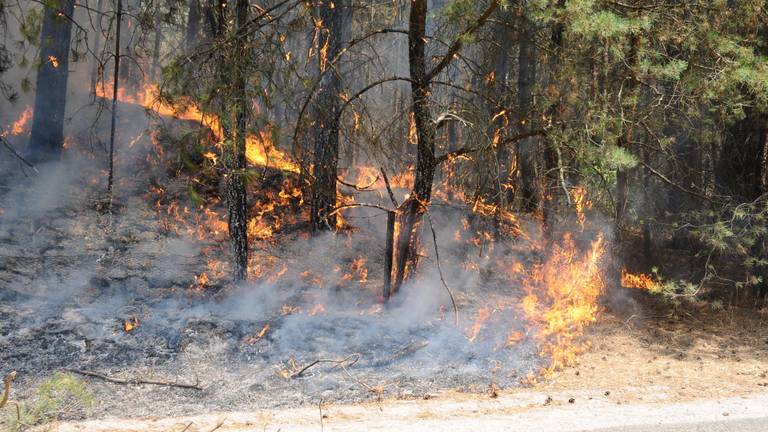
90;0;105;95
517;3;539;213
28;0;75;162
107;0;123;204
388;0;434;297
226;0;249;281
185;0;201;53
151;4;162;80
310;0;351;231
388;0;498;299
542;0;566;238
615;33;641;235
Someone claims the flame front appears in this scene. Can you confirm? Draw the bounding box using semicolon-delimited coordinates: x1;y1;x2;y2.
2;106;32;137
522;232;606;373
95;82;298;173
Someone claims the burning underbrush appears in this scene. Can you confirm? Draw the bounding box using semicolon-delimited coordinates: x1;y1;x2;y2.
0;86;619;417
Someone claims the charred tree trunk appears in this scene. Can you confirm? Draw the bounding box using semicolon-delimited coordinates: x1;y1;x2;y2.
615;33;641;236
186;0;201;53
387;0;434;297
542;0;565;238
90;0;105;95
387;0;498;299
226;0;249;281
28;0;75;162
107;0;123;203
517;3;539;213
310;0;350;231
151;4;162;80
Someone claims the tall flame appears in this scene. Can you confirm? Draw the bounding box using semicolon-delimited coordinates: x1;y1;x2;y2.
2;106;32;138
95;82;299;173
521;232;606;373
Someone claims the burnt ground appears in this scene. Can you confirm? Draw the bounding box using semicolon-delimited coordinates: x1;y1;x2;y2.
2;105;768;430
0;105;543;426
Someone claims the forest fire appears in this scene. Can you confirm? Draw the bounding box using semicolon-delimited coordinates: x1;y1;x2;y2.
522;233;607;372
9;0;765;428
95;82;299;173
1;106;32;137
621;269;661;292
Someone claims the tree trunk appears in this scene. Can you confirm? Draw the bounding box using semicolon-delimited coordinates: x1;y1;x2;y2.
310;0;351;231
185;0;201;53
90;0;105;95
542;0;565;238
107;0;123;204
388;0;434;297
28;0;75;162
151;4;162;81
226;0;249;281
615;33;641;235
517;3;539;213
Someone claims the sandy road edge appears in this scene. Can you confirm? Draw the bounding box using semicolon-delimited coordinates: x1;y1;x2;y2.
43;388;768;432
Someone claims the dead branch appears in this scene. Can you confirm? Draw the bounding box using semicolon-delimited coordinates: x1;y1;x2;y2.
0;371;16;409
370;340;429;367
426;212;459;325
1;137;39;174
337;175;379;191
435;130;546;164
64;369;203;391
207;419;225;432
290;354;360;378
423;0;500;83
379;167;399;208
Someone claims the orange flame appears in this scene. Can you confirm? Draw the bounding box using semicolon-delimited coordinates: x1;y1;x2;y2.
2;106;32;137
621;269;661;292
521;232;606;372
95;82;298;172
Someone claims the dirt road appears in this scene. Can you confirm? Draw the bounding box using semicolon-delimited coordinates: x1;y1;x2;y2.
49;390;768;432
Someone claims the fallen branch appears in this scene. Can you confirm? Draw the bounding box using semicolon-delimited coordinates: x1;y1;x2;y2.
64;369;203;391
207;419;225;432
1;137;39;174
290;354;360;378
426;212;459;325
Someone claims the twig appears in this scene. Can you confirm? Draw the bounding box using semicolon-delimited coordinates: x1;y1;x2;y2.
179;422;193;432
318;398;324;432
1;137;39;174
208;419;225;432
380;167;399;208
64;369;203;390
290;354;360;378
426;212;459;325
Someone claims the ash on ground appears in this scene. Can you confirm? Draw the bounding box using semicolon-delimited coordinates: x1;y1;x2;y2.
0;110;542;420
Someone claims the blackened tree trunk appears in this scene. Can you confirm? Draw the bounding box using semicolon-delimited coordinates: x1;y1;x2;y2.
542;0;566;237
226;0;249;281
615;33;641;234
517;3;539;213
186;0;201;53
151;4;162;80
28;0;75;162
388;0;434;297
310;0;350;231
387;0;498;299
90;0;105;95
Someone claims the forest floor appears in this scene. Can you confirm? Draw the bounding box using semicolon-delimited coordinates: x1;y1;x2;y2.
2;104;768;430
39;308;768;431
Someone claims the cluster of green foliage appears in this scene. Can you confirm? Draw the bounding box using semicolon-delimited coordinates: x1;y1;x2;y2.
3;373;95;431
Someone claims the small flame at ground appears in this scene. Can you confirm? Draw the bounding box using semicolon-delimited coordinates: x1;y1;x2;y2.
621;269;661;292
